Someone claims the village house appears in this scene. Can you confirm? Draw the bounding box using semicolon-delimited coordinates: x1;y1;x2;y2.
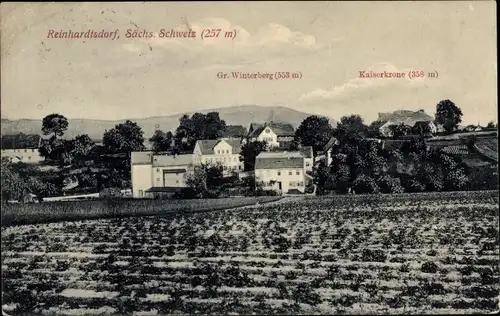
1;135;44;164
247;122;295;149
254;151;307;194
1;148;44;164
315;137;339;167
193;139;244;175
131;151;195;198
378;109;437;137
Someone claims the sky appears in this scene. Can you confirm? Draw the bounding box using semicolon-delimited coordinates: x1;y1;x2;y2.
1;1;497;125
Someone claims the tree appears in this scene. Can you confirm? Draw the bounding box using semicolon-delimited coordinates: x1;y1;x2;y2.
203;112;227;139
1;159;57;202
388;123;411;139
294;115;333;155
313;160;335;193
186;166;208;198
333;115;368;146
41;114;69;138
174;112;226;151
39;137;67;163
377;175;404;193
1;157;25;201
204;163;224;191
353;174;379;194
0;133;40;149
367;120;384;138
411;122;432;136
72;134;95;157
240;140;267;171
485;121;496;130
103;120;146;154
435;99;463;134
149;130;173;153
332;163;351;193
77;168;98;189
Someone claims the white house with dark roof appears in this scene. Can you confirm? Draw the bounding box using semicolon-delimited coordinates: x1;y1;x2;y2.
131;151;195;198
1;134;44;164
247;122;295;148
254;151;306;194
193;139;244;173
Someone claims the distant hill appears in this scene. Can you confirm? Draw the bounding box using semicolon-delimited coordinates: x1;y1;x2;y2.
1;105;337;141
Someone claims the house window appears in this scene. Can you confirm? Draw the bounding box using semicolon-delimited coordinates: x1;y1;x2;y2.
277;171;281;176
238;165;242;170
24;149;27;152
226;150;229;154
176;180;179;184
217;150;220;154
265;128;270;133
296;171;300;175
138;190;144;197
156;168;160;172
28;156;31;160
32;149;35;152
289;181;295;187
298;182;304;186
156;178;160;182
289;171;292;176
306;162;310;167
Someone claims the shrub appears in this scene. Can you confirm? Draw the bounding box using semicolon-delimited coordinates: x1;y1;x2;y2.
353;175;380;194
361;249;387;262
378;175;404;194
292;283;322;306
99;187;122;199
421;261;439;273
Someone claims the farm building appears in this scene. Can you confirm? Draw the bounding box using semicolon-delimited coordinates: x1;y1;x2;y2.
254;151;309;194
131;151;195;198
1;134;44;164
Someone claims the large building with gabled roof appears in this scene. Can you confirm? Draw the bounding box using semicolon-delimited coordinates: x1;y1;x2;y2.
254;151;308;194
193;139;244;173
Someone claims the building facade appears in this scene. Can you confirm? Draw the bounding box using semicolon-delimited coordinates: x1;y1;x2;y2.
1;148;44;164
254;151;306;194
298;146;314;172
131;151;195;198
193;139;244;174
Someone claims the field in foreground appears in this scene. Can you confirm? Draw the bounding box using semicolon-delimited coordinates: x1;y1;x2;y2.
2;192;499;315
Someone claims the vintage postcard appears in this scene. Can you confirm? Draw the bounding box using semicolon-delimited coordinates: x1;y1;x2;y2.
1;1;498;315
